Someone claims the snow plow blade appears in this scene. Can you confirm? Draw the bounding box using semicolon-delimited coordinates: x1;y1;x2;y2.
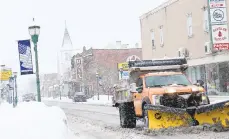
194;100;229;129
145;105;193;129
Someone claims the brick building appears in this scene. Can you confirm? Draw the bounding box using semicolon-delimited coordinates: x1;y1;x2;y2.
71;46;142;97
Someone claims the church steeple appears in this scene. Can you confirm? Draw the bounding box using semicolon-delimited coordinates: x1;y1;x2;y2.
61;20;73;48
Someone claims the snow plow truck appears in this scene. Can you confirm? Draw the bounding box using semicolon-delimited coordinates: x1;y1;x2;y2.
113;57;229;130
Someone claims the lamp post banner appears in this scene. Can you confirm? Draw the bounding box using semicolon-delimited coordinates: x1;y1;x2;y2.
17;40;34;75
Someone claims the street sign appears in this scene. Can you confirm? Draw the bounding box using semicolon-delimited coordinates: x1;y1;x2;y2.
117;62;129;71
0;69;12;81
119;71;129;80
212;24;229;49
122;71;129;79
210;8;228;24
209;0;229;50
209;0;226;8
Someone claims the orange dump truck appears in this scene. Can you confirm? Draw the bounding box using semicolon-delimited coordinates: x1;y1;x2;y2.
114;57;229;130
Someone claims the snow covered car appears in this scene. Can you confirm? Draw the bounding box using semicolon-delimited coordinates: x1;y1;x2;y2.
72;92;87;102
22;93;36;102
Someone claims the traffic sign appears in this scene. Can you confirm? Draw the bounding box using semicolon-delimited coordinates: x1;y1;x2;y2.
209;0;226;8
210;8;228;24
212;24;229;49
117;62;129;71
0;69;12;81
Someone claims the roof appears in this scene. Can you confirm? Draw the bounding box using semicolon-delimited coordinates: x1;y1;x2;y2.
93;48;142;69
139;0;178;20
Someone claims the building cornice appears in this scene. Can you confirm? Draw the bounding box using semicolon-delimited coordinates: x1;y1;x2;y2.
139;0;179;20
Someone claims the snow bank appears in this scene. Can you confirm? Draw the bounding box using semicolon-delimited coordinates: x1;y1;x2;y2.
0;102;75;139
83;95;113;106
42;95;114;107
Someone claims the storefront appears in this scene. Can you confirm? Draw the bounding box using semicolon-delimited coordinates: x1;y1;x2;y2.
186;61;229;96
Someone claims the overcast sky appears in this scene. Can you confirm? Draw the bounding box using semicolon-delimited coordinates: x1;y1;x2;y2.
0;0;165;93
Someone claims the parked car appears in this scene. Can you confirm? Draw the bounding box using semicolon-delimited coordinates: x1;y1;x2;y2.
22;93;36;102
72;92;87;102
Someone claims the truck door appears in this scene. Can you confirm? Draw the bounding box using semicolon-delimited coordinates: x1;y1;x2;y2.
133;77;143;116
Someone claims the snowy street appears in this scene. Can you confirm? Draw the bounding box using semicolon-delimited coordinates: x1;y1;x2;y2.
44;101;229;139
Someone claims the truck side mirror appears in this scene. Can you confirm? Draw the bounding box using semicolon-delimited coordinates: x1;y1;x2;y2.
136;86;143;93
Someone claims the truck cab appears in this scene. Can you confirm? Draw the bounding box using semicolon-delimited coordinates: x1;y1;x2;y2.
133;71;209;118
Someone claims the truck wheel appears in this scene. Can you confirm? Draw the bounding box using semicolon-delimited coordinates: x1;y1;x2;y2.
119;102;136;128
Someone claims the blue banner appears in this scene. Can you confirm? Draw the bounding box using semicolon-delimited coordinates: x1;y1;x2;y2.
18;40;34;75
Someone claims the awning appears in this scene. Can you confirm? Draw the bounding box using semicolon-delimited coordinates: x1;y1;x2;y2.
187;52;229;66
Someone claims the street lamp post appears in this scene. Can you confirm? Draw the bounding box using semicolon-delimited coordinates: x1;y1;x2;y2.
96;72;99;100
13;72;18;107
28;25;41;102
119;67;123;80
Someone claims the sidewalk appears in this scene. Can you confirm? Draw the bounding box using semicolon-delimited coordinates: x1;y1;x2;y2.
209;95;229;104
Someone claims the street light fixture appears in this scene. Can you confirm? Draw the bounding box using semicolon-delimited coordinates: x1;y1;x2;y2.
28;25;41;102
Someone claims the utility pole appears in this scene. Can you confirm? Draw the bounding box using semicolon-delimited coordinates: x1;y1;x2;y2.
13;72;18;106
207;0;214;49
96;72;99;100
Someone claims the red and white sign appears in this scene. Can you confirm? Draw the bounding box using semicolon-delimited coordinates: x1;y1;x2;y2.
209;0;226;8
212;24;229;49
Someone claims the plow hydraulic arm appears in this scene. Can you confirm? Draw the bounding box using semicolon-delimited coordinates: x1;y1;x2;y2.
145;100;229;130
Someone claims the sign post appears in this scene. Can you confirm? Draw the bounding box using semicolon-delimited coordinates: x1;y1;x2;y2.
209;0;229;50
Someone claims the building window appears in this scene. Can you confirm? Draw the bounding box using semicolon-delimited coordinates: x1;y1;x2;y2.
203;9;209;32
178;50;181;57
159;26;164;46
187;13;193;37
151;31;155;49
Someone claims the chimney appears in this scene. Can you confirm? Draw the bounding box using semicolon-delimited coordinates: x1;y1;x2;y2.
116;41;121;49
135;43;139;48
83;46;86;52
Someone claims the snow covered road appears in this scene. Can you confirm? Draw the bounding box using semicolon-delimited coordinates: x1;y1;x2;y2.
44;101;229;139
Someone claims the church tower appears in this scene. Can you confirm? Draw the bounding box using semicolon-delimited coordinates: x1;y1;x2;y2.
58;21;74;81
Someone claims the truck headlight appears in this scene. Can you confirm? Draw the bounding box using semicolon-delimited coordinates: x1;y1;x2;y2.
152;95;161;105
192;87;204;92
197;92;208;105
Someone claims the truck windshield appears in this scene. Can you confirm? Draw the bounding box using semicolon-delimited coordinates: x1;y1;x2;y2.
145;74;191;88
